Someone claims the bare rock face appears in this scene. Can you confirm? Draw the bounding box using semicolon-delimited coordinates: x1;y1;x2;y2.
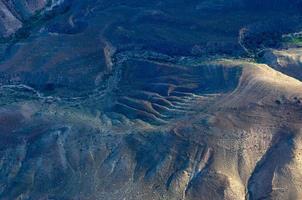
0;0;68;38
0;1;22;38
0;0;302;200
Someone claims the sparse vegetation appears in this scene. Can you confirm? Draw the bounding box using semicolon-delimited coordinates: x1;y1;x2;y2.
282;33;302;46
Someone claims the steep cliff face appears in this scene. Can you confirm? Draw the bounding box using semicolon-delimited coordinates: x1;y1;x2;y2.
0;0;302;200
0;0;70;38
0;1;22;38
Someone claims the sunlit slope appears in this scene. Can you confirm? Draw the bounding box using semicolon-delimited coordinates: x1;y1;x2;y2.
0;57;301;199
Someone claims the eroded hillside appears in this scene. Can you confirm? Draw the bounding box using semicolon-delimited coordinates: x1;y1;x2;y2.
0;0;302;200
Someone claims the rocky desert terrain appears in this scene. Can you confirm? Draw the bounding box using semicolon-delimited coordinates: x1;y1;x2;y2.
0;0;302;199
